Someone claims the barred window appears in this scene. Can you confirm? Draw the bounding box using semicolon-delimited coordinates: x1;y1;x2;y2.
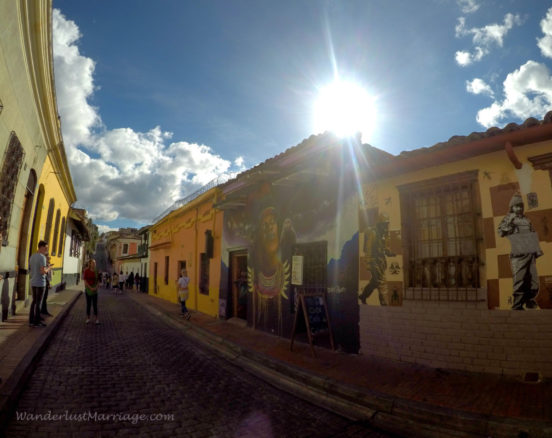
399;171;482;300
58;217;65;256
0;133;25;245
44;198;55;244
52;209;61;255
200;252;210;295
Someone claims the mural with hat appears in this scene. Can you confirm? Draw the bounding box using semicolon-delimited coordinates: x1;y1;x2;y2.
221;175;360;353
498;192;544;310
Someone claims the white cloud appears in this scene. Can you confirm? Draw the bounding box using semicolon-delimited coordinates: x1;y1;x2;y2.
234;156;245;168
53;9;244;225
455;13;523;66
537;7;552;58
475;60;552;128
466;78;494;97
97;224;118;235
457;0;480;14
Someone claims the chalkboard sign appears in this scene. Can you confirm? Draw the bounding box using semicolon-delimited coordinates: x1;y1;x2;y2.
290;289;335;357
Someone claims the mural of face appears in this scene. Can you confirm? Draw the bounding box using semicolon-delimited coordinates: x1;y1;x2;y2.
260;207;279;260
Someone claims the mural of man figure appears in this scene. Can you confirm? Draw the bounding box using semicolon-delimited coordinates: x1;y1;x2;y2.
359;213;394;305
497;193;543;310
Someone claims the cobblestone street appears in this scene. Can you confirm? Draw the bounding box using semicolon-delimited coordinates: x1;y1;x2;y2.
5;290;394;438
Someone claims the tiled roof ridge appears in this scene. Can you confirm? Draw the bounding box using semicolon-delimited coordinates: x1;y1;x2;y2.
397;111;552;159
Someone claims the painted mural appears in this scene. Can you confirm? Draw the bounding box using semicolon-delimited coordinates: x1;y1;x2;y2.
498;193;543;310
221;172;360;353
358;208;394;305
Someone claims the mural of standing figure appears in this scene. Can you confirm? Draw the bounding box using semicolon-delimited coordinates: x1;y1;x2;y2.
497;193;543;310
359;213;394;305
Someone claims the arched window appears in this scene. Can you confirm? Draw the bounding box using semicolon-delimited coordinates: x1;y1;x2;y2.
0;133;25;246
58;216;66;256
52;209;61;255
44;198;55;245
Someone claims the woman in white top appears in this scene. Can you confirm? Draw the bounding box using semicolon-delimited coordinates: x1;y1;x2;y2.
177;269;191;320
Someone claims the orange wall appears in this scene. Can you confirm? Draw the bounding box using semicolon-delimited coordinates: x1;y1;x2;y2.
148;191;223;317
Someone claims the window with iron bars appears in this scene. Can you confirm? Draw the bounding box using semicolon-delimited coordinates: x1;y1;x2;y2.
0;133;25;246
398;170;483;301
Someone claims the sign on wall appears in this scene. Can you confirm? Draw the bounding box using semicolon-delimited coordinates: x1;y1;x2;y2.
291;255;303;286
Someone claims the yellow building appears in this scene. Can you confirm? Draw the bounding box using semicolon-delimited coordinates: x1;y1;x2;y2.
358;115;552;377
0;0;76;316
149;187;223;318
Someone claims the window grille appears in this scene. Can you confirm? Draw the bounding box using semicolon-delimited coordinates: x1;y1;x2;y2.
399;171;482;301
0;133;25;245
200;253;210;295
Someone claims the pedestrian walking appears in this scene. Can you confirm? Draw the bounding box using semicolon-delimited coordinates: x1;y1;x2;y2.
177;268;191;320
134;273;141;292
40;254;53;317
84;259;100;324
112;272;119;295
128;272;134;291
29;240;50;327
119;271;126;292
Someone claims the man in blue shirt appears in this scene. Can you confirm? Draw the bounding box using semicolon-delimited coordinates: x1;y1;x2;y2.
29;240;50;327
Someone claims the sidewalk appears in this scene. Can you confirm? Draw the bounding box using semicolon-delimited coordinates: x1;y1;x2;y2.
128;291;552;438
0;286;82;429
0;287;550;437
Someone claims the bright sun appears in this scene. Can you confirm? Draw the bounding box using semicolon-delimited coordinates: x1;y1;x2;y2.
313;80;376;142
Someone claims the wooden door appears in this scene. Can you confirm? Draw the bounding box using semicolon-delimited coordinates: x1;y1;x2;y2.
229;250;248;319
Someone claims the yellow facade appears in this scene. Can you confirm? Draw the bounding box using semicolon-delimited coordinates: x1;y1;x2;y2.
149;188;223;317
360;136;552;310
33;154;73;287
0;0;76;308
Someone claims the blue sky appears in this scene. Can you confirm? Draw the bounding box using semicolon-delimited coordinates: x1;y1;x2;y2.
52;0;552;233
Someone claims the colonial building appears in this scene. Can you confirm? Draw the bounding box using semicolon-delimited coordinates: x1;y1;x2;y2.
149;186;223;318
62;208;89;287
137;225;150;292
358;114;552;378
106;228;141;276
214;133;388;353
0;0;76;318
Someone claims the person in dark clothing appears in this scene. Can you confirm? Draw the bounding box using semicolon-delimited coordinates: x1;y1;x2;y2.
128;272;134;290
40;254;53;316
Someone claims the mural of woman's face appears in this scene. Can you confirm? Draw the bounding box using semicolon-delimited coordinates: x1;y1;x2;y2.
260;209;279;255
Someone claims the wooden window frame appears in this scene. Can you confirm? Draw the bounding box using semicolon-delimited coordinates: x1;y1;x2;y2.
398;170;484;301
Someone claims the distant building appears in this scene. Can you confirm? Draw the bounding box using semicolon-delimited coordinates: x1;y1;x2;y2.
106;228;141;275
149;187;222;317
137;225;151;292
62;208;90;287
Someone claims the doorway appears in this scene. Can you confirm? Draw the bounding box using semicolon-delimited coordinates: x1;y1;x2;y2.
229;250;248;319
17;170;37;301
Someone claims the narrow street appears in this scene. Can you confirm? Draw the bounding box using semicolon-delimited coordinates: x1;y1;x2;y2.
5;289;394;438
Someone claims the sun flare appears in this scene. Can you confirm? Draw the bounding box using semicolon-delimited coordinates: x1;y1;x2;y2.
313;80;376;142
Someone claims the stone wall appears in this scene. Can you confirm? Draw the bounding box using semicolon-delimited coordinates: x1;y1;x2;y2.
359;301;552;378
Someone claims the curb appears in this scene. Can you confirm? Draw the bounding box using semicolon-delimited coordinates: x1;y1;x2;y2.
0;290;82;434
131;294;552;438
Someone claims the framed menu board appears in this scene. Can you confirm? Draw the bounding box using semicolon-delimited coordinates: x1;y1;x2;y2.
290;289;335;357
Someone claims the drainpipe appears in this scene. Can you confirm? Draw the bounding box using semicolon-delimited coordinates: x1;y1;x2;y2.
504;141;522;169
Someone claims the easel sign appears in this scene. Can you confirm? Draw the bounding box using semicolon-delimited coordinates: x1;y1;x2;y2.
290;288;335;357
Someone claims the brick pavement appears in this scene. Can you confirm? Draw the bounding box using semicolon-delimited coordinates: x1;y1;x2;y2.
3;289;393;438
127;291;552;438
